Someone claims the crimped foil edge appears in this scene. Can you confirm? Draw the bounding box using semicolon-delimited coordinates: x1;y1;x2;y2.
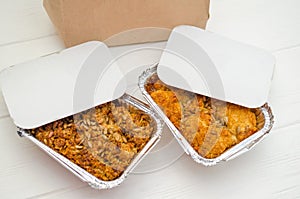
138;65;274;166
17;94;163;189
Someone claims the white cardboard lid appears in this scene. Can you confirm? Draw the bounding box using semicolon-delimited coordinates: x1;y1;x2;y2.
0;41;126;129
157;25;275;108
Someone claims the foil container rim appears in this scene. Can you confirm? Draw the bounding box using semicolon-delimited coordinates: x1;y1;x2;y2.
138;64;274;166
17;93;163;189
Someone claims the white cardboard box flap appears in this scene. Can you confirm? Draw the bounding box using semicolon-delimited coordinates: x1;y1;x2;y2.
0;41;126;129
157;25;275;108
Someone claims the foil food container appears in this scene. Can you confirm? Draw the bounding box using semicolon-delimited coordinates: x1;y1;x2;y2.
17;94;162;189
0;41;163;189
139;66;274;166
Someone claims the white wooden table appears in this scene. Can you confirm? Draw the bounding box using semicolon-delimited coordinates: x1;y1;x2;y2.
1;0;300;198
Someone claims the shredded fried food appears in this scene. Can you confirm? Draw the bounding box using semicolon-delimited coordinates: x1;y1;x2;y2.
30;99;155;181
146;74;262;159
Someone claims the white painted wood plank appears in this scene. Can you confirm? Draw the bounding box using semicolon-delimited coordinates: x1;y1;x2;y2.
0;92;9;118
207;0;300;51
0;0;56;46
28;124;300;199
1;40;300;197
0;48;298;198
0;118;85;199
1;0;299;52
0;40;165;119
2;39;300;130
269;46;300;129
0;1;299;198
0;35;64;72
270;94;300;130
271;47;300;98
0;35;64;119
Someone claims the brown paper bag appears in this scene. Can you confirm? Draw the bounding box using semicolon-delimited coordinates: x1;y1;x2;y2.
44;0;210;47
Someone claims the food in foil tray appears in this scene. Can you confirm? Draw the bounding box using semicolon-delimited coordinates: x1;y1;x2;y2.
30;98;156;181
145;74;265;159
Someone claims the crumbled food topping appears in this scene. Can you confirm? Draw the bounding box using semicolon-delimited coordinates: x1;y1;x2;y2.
145;74;264;159
30;99;155;181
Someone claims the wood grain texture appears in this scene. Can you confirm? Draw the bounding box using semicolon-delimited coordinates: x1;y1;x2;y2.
0;118;85;198
0;0;300;198
0;92;9;118
1;44;300;198
0;35;64;72
15;124;300;199
269;47;300;130
207;0;300;51
0;0;56;46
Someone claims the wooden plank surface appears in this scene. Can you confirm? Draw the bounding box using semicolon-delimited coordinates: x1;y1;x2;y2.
0;0;56;46
208;0;300;51
269;46;300;130
29;124;300;199
0;0;300;198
